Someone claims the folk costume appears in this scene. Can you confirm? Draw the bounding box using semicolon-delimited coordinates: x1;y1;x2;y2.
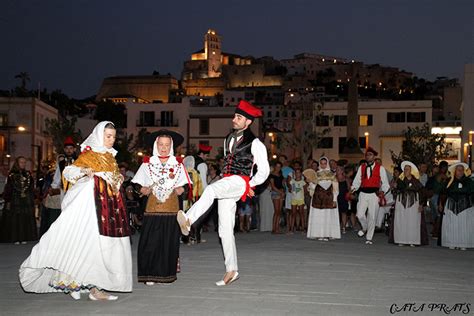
304;157;341;240
390;161;429;246
177;100;270;285
351;147;390;244
0;164;36;243
19;121;132;296
440;162;474;249
132;131;189;283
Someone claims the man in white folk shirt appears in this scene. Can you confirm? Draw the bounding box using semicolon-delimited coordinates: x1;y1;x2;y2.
351;146;390;245
177;100;270;286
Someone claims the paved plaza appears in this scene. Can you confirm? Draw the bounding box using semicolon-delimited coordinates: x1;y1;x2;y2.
1;230;473;316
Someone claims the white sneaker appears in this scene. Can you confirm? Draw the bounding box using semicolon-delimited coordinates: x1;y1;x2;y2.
357;230;365;237
365;240;373;245
145;282;155;286
459;247;467;251
398;243;404;247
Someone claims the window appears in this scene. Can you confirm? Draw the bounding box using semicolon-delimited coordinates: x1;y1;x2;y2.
334;115;347;126
387;112;406;123
316;115;329;126
199;118;209;135
160;111;174;127
339;137;365;153
318;137;333;148
139;111;155;126
0;114;7;127
275;111;280;118
267;111;272;118
359;115;373;126
407;112;426;122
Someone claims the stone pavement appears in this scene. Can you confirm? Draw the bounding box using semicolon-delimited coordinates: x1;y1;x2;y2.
1;230;473;316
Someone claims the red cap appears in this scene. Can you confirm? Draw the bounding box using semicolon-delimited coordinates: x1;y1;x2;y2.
199;144;213;153
365;146;378;156
63;136;75;147
235;100;263;120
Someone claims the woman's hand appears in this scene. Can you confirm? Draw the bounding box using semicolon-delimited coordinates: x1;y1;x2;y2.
174;187;185;196
140;187;151;196
81;167;94;178
247;187;255;197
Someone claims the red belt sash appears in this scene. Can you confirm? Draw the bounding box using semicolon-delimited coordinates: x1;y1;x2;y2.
223;174;252;202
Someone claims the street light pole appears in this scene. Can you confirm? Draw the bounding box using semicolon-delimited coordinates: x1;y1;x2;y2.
469;131;473;169
364;132;369;150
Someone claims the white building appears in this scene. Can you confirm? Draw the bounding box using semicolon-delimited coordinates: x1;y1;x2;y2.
0;97;58;170
461;64;474;166
125;97;261;159
294;100;432;171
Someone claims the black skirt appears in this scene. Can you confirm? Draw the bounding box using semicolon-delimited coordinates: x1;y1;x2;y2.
137;213;180;283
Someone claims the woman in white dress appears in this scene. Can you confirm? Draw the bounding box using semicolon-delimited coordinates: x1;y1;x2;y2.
440;162;474;250
391;161;428;247
304;157;340;241
19;121;132;301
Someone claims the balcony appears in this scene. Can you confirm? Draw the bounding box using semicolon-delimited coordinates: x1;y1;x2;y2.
136;119;179;127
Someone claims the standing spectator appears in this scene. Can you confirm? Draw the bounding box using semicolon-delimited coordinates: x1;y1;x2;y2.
418;163;429;187
1;156;37;244
288;168;306;233
336;166;357;234
270;162;285;234
39;163;61;237
258;178;273;232
279;155;294;230
206;163;222;232
425;161;449;238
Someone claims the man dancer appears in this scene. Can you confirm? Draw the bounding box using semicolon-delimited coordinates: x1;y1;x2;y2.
177;100;270;286
351;147;389;245
49;136;77;201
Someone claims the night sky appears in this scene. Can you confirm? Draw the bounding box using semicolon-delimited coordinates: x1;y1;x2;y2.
1;0;473;99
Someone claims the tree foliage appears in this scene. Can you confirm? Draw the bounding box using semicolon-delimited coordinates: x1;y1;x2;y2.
44;117;82;156
94;100;127;128
390;123;448;167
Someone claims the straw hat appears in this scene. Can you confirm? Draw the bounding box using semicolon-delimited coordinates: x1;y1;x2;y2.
400;161;420;179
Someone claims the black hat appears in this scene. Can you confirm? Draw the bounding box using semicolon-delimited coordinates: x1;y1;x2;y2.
145;130;184;149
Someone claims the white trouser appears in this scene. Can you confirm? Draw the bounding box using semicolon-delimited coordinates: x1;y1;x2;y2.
356;192;379;241
186;176;246;272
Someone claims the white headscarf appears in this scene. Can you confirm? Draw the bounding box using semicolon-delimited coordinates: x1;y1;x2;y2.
150;135;177;165
318;156;330;171
183;155;195;170
317;156;333;190
80;121;118;156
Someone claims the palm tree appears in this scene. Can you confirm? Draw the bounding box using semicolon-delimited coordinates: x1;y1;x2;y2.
15;72;30;90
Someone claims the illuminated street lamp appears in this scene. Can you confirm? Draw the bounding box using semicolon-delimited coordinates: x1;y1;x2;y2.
364;132;369;150
469;131;474;169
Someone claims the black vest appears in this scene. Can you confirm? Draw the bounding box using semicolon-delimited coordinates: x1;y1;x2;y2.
223;129;256;176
